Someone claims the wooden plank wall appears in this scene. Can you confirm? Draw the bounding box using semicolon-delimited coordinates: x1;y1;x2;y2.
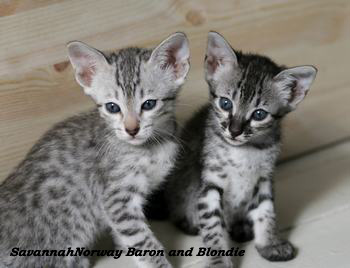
0;0;349;180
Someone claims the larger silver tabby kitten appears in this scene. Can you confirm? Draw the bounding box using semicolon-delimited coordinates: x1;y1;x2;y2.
156;32;317;268
0;32;190;268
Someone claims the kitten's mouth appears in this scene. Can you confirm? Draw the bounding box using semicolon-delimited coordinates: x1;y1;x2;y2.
230;139;246;146
224;135;247;146
126;137;146;146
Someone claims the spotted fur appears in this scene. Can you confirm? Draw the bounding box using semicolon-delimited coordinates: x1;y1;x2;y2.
0;32;190;268
150;32;317;268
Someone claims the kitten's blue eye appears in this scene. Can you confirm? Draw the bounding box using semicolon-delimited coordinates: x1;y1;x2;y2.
252;109;268;121
142;99;157;111
105;102;120;113
219;97;233;111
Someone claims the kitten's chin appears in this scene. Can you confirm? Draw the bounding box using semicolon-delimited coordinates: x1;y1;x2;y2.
117;131;153;146
125;137;147;146
223;136;247;146
229;140;247;146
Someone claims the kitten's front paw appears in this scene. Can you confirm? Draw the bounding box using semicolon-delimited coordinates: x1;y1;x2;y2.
256;240;296;262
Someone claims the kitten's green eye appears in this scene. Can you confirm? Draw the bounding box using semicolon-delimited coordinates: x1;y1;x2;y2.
252;109;268;121
219;97;233;111
105;102;120;113
142;99;157;111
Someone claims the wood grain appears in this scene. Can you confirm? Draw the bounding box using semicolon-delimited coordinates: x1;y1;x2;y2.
0;0;349;179
0;0;64;17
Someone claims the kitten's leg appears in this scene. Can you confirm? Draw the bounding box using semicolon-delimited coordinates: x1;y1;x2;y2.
103;180;172;268
248;177;295;261
197;178;233;268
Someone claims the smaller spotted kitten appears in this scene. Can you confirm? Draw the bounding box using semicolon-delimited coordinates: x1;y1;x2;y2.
152;32;317;268
0;32;190;268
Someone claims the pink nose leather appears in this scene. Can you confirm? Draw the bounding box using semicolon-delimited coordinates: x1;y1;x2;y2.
124;114;140;137
125;127;140;137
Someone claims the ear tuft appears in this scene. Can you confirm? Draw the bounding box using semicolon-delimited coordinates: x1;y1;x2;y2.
274;65;317;110
67;41;108;88
149;32;190;86
205;31;237;80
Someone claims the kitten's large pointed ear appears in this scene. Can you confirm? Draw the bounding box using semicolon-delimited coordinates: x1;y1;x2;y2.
273;66;317;110
67;41;108;88
205;31;238;81
148;32;190;86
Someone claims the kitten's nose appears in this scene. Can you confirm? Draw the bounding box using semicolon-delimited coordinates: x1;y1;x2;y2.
229;119;243;138
230;129;243;138
124;114;140;137
125;127;140;137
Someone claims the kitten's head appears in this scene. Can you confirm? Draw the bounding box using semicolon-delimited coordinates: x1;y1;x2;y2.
205;32;317;147
67;33;190;146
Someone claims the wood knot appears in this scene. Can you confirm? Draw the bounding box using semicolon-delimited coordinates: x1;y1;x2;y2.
53;61;70;72
0;1;17;17
186;10;205;26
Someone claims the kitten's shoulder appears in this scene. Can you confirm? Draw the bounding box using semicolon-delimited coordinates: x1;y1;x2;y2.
49;108;102;133
27;108;105;156
181;104;211;140
175;104;211;165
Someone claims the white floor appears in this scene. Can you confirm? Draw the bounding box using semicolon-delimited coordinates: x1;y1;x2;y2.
95;141;350;268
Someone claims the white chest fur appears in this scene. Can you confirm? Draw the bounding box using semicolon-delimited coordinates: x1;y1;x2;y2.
145;140;178;190
223;145;279;204
104;140;178;193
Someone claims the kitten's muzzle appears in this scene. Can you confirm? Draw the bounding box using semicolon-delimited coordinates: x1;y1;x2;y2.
124;114;140;137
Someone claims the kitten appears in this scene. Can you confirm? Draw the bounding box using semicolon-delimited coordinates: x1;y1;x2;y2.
159;32;317;268
0;32;190;268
